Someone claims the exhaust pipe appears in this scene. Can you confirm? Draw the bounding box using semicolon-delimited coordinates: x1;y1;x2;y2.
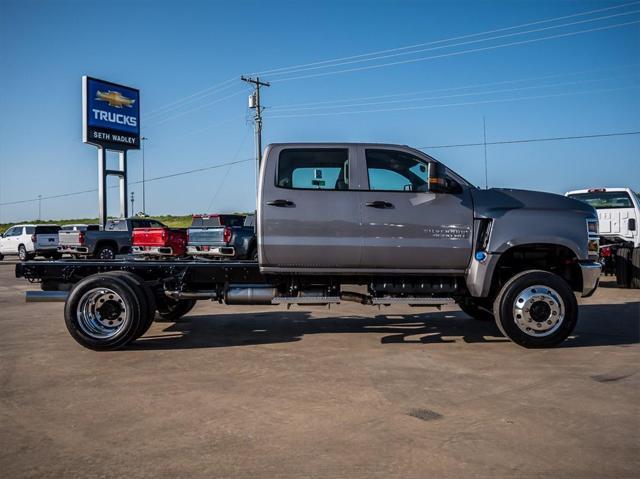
164;290;219;300
25;291;69;303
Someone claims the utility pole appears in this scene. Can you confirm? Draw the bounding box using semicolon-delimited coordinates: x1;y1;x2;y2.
38;195;42;221
483;116;488;189
141;137;148;215
241;76;270;188
130;191;135;216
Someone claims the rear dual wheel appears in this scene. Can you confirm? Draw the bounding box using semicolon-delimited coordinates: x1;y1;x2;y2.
64;272;155;351
155;296;197;322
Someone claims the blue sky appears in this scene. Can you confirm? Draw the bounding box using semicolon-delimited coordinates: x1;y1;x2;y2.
0;0;638;222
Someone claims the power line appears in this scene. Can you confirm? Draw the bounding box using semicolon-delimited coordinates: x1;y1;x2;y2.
252;1;640;77
0;159;254;207
419;131;640;149
269;75;637;113
270;19;640;82
265;9;640;79
269;64;639;110
144;77;238;119
145;88;247;127
265;85;639;118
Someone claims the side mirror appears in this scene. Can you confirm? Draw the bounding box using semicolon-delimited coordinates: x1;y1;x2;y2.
629;218;636;231
427;162;461;194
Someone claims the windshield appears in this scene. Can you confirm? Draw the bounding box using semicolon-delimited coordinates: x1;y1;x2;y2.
568;191;634;209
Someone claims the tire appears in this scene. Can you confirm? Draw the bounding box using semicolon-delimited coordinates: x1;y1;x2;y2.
493;270;578;348
95;244;117;260
99;271;156;339
155;296;197;322
631;247;640;289
18;245;34;261
615;247;633;288
64;274;146;351
0;253;4;261
457;297;494;321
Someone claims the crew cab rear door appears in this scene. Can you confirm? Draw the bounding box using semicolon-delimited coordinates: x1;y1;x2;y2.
259;145;361;269
357;146;474;271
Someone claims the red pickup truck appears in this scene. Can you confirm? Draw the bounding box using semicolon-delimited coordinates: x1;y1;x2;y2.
131;227;188;257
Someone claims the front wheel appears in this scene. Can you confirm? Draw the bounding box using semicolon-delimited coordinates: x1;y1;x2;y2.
493;270;578;348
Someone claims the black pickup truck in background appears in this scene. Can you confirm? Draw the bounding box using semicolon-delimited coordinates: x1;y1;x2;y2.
58;218;166;259
186;213;257;260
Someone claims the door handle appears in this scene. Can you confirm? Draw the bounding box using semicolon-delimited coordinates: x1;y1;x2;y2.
266;199;295;207
365;201;394;209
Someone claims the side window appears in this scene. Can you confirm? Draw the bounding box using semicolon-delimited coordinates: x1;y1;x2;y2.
5;227;17;236
25;227;35;235
14;227;25;236
277;148;349;190
366;149;429;192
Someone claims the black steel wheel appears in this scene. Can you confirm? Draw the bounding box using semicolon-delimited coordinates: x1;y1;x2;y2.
95;245;117;260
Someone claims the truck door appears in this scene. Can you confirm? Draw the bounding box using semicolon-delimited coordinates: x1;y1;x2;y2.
259;145;362;269
358;147;474;271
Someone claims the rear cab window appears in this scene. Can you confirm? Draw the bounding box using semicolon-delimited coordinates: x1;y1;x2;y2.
277;149;350;190
568;191;634;209
34;226;60;234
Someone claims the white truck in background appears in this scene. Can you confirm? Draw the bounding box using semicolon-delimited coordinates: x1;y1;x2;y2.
566;188;640;288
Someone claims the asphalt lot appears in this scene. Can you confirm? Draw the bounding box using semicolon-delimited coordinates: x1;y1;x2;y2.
0;263;638;478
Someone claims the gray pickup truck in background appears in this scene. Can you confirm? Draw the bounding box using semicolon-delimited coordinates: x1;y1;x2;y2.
58;218;166;259
187;213;257;259
19;142;601;350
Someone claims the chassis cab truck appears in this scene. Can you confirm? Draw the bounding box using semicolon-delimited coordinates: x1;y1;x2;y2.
17;143;601;350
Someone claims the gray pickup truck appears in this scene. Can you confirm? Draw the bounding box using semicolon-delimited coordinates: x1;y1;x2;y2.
58;218;166;259
187;213;257;259
18;143;601;350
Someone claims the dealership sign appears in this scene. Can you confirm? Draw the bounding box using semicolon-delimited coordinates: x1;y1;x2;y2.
82;76;140;149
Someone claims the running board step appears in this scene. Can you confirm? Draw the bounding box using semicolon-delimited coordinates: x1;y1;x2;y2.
371;297;454;305
272;296;341;305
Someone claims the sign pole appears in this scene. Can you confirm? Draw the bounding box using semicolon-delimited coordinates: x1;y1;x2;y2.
98;147;107;230
119;150;128;219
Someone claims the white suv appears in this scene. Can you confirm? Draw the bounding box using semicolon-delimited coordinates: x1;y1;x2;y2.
0;224;61;261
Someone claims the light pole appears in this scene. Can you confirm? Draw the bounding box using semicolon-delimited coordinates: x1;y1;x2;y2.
130;191;135;215
141;136;148;215
38;195;42;221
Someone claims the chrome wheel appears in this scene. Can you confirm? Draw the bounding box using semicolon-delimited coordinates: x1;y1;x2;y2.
76;287;129;339
512;284;565;337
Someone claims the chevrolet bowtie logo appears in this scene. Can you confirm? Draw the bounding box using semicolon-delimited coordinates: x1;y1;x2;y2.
95;90;136;108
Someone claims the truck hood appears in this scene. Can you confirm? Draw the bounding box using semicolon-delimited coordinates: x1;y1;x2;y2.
470;188;597;218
